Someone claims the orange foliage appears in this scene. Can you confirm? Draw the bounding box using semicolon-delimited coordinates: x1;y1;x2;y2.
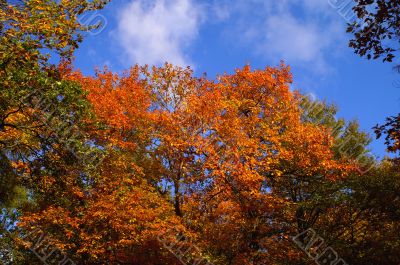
19;63;353;264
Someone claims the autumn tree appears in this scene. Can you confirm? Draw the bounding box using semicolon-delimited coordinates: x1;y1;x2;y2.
311;158;400;265
16;64;203;264
346;0;400;159
374;114;400;155
347;0;400;63
15;63;369;265
300;100;400;264
0;0;109;263
0;0;109;205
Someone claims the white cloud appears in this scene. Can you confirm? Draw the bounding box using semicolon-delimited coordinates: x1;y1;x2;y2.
263;14;325;63
115;0;203;67
218;0;347;73
257;13;338;74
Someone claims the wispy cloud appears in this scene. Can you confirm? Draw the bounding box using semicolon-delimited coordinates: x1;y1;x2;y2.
259;13;333;72
211;0;346;73
115;0;203;67
113;0;347;73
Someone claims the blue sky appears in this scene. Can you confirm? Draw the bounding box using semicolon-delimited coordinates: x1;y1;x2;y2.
73;0;400;159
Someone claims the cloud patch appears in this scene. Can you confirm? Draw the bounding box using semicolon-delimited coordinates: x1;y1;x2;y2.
221;0;346;73
263;14;324;63
115;0;203;66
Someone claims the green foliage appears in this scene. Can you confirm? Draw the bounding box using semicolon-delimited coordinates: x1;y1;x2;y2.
0;1;109;263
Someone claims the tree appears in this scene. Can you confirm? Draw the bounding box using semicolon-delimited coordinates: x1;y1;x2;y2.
16;63;366;264
0;1;109;263
374;114;400;155
313;158;400;265
300;99;400;265
347;0;400;63
347;0;400;160
0;0;109;205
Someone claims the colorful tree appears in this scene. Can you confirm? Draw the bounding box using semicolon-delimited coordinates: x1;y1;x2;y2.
0;1;109;263
15;63;364;264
